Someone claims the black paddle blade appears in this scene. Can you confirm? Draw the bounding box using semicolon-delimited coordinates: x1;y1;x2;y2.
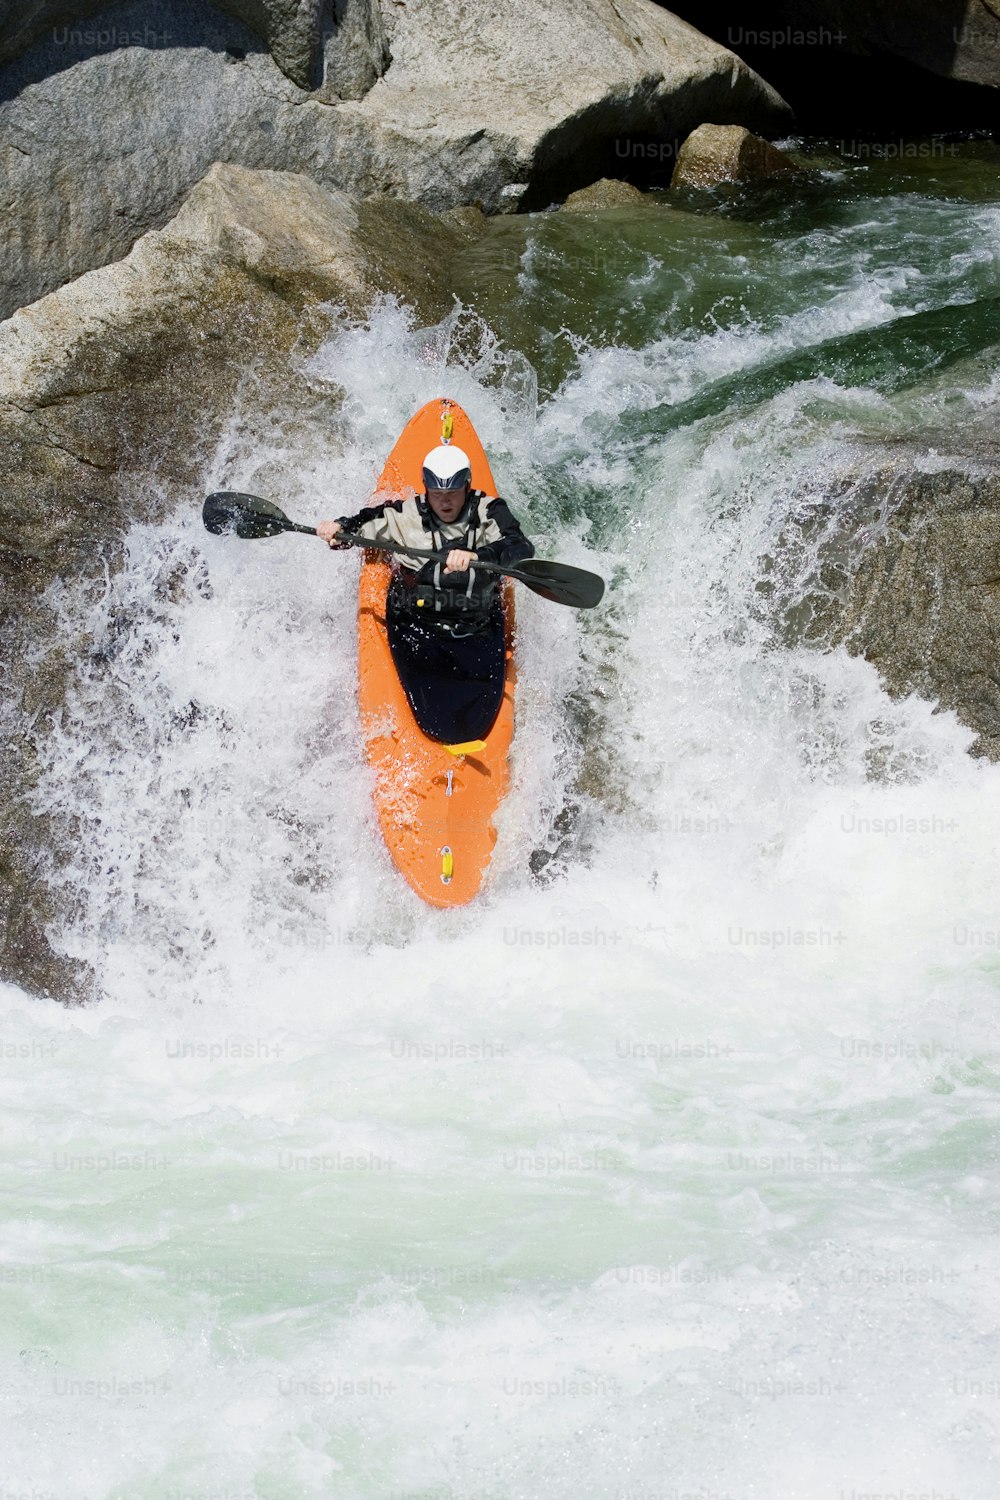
202;491;294;540
512;559;605;609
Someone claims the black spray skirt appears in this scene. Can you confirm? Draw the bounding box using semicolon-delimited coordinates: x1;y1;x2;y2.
386;576;506;744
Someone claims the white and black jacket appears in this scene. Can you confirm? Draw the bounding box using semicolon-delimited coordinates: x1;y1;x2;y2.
335;490;534;573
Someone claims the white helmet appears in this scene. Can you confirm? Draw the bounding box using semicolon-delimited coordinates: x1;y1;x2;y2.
422;445;471;492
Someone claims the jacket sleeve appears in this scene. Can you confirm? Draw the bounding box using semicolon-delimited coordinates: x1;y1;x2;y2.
475;497;534;567
333;498;403;546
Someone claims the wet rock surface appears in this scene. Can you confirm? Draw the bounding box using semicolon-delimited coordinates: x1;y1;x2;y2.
763;433;1000;764
836;457;1000;762
561;179;647;212
671;123;800;188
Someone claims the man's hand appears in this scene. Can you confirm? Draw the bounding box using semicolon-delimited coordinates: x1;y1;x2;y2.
443;548;477;573
317;520;343;548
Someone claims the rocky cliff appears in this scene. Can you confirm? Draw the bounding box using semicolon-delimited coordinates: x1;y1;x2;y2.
0;0;790;318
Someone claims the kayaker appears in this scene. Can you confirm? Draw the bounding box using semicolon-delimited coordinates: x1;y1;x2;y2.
316;445;534;636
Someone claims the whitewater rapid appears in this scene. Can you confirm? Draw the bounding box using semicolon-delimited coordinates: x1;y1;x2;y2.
4;156;1000;1499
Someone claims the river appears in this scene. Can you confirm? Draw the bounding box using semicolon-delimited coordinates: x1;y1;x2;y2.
4;141;1000;1499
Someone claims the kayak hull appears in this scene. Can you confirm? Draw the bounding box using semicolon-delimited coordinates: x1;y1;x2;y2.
357;398;515;907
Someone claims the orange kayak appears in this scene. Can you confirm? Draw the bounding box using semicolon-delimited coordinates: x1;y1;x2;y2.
357;398;516;907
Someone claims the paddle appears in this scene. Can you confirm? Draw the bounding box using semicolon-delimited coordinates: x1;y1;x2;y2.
202;491;605;609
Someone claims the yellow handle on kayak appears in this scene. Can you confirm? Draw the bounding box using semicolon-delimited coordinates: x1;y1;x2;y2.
444;740;486;757
441;847;454;883
441;411;454;442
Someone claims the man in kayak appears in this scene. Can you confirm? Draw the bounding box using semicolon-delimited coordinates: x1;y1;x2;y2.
317;444;533;614
316;445;534;740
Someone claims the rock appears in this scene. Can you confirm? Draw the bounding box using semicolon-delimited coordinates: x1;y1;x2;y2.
671;123;800;188
760;0;1000;90
834;457;1000;761
314;0;389;103
0;162;474;1003
0;0;335;88
496;185;531;215
762;432;1000;762
562;179;646;212
0;0;389;320
440;204;490;238
0;0;791;318
211;0;324;88
0;1;118;67
341;0;792;213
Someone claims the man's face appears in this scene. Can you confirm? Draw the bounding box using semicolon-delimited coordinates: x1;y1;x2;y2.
426;483;469;524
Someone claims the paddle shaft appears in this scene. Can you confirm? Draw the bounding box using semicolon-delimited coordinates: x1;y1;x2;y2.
283;519;529;579
334;530;531;582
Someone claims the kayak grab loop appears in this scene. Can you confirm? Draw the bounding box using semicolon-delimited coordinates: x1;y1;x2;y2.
441;403;454;443
441;847;454;884
444;740;487;758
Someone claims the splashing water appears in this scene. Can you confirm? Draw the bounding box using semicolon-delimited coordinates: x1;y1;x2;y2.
5;155;1000;1500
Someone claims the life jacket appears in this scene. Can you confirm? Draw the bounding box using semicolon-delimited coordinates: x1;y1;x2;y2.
394;491;499;628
